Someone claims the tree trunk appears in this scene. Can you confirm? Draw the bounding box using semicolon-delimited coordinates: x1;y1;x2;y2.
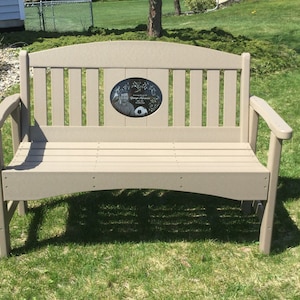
174;0;181;15
148;0;162;37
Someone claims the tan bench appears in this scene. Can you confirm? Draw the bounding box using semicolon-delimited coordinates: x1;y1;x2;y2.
0;41;292;257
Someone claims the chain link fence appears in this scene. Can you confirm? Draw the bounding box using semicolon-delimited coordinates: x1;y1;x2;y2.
24;0;94;32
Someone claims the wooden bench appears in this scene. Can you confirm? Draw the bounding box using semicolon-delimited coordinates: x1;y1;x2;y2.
0;41;292;257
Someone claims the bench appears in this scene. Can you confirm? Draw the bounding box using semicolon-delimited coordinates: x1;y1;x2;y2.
0;41;292;257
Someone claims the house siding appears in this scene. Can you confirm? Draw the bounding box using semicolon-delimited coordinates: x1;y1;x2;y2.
0;0;25;30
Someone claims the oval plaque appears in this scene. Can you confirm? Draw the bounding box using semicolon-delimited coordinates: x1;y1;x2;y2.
110;77;162;117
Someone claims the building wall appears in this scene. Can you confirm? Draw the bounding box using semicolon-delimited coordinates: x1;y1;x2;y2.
0;0;25;30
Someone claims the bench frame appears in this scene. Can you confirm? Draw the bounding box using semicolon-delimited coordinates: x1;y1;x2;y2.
0;41;292;257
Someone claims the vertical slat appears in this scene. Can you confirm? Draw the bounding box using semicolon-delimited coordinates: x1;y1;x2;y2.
104;68;126;126
51;68;65;126
249;105;259;152
223;70;237;126
19;50;30;141
240;53;250;142
173;70;186;126
0;171;10;257
86;68;99;126
125;69;148;126
0;132;4;169
207;70;220;126
190;70;203;126
33;67;47;126
146;69;169;127
69;68;82;126
14;50;30;216
11;103;21;154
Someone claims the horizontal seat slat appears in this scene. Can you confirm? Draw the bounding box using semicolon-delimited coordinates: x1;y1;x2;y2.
14;150;255;158
16;141;254;150
9;142;262;166
10;156;262;169
3;141;269;201
29;127;242;143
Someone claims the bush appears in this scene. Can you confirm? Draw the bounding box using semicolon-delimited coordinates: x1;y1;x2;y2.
184;0;216;13
5;26;298;76
162;27;300;76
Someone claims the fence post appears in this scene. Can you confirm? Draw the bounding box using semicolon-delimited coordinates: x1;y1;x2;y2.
25;0;94;32
51;2;56;31
38;0;45;31
89;0;94;28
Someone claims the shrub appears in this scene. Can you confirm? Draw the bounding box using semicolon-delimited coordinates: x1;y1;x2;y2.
184;0;216;13
4;26;298;77
163;27;300;76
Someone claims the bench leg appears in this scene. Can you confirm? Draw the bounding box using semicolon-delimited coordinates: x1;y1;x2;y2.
253;200;265;222
241;201;253;215
259;195;275;255
0;190;10;258
259;133;282;255
241;200;265;220
18;201;28;216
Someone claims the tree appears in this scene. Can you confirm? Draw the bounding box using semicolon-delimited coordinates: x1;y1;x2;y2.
148;0;162;37
174;0;181;15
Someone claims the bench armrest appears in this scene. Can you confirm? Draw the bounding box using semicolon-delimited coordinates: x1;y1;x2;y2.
250;95;293;140
0;94;21;129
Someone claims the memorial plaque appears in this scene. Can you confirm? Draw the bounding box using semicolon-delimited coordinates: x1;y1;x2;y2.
110;77;162;117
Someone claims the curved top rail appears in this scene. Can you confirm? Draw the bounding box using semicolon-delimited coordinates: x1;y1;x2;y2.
27;40;245;70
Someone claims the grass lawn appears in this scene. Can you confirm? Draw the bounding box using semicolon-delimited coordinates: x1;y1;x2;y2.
0;0;300;298
163;0;300;53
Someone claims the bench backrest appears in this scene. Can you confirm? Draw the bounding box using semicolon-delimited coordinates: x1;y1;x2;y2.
20;41;250;143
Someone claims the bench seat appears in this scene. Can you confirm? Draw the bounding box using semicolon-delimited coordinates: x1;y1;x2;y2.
3;141;269;201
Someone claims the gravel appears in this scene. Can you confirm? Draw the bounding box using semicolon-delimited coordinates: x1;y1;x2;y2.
0;47;21;100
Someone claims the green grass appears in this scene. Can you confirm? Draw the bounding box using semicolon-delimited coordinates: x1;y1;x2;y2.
22;0;300;53
24;0;169;32
0;0;300;298
163;0;300;53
